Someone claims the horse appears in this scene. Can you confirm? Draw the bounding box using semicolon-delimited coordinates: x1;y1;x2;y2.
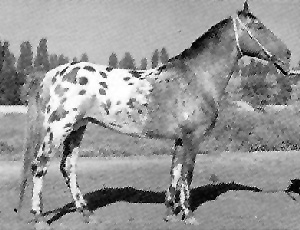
16;2;291;229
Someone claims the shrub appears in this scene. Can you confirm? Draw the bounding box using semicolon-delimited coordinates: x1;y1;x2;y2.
203;105;300;152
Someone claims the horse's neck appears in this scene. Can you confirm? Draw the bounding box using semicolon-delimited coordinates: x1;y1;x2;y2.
186;24;240;100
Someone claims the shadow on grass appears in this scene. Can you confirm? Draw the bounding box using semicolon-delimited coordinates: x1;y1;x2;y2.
44;181;262;224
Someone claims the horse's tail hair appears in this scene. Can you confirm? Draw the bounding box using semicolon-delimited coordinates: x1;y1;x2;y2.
14;72;44;214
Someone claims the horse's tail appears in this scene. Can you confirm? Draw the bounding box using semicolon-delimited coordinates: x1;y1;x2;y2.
15;73;44;214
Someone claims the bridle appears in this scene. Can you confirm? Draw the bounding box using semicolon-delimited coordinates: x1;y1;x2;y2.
232;14;289;75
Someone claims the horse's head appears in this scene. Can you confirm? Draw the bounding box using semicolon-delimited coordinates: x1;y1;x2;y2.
234;1;290;74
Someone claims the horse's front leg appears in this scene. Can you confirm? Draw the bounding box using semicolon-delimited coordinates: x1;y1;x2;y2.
179;151;198;225
179;131;199;225
164;138;184;222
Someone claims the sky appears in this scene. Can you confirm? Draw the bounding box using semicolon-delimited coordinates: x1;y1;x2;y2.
0;0;299;68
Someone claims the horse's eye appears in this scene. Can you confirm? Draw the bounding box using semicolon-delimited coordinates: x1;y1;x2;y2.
252;19;263;29
257;24;264;30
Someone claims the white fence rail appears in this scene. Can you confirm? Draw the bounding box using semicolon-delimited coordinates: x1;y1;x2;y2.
0;105;27;114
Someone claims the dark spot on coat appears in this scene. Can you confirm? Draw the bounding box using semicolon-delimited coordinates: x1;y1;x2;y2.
106;66;113;72
79;89;86;95
116;101;121;105
102;99;111;115
49;132;53;141
54;85;69;97
62;67;80;84
36;171;45;178
42;142;46;151
71;61;78;65
123;77;131;81
99;88;106;95
99;82;108;88
83;66;96;72
106;99;111;109
46;127;50;133
52;76;57;84
126;98;137;109
65;123;73;128
109;122;122;128
48;105;69;122
46;105;51;114
79;77;88;85
75;193;81;200
129;70;143;78
73;108;78;111
31;164;37;173
128;82;134;86
61;97;67;104
100;71;107;78
60;66;69;76
48;110;61;122
37;155;49;165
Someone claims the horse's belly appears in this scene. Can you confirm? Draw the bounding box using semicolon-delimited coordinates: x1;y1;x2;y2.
87;100;149;136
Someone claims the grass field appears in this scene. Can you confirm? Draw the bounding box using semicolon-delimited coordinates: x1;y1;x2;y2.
2;152;300;230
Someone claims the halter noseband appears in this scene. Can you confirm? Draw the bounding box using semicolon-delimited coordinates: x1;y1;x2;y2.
232;15;288;74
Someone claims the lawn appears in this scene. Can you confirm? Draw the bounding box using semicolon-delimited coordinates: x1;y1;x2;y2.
2;152;300;229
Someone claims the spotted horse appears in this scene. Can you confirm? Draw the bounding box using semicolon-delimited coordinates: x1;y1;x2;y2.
16;2;291;229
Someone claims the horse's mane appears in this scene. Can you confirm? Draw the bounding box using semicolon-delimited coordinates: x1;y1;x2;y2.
169;17;232;61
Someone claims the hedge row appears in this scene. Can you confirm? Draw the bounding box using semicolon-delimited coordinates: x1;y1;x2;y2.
202;105;300;152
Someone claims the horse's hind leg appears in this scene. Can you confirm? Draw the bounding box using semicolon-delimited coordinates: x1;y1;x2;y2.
31;131;58;228
164;138;184;222
59;125;90;221
31;120;75;228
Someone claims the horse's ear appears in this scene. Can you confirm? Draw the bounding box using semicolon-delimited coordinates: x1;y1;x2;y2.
243;1;250;13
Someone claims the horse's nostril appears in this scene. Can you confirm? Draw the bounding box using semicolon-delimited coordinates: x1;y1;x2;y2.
287;50;291;59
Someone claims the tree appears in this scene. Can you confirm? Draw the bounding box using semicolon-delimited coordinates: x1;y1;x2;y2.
151;49;159;68
140;57;147;70
49;54;59;69
160;47;169;64
58;54;69;65
80;53;89;62
0;41;23;105
17;41;33;74
2;41;16;72
72;57;78;63
34;38;50;72
0;41;4;72
119;52;136;69
108;52;118;68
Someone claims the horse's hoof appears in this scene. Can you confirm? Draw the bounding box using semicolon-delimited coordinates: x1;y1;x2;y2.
82;214;90;223
79;209;92;223
35;221;51;230
164;214;179;222
87;214;98;225
184;216;200;225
